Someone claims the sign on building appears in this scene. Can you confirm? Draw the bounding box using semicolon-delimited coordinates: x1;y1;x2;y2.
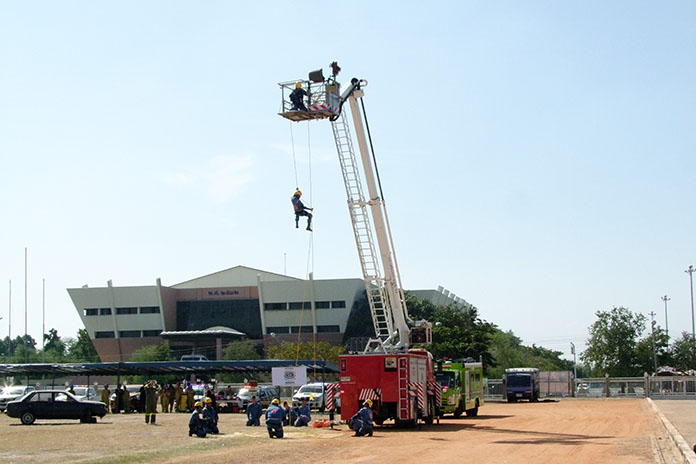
272;366;307;387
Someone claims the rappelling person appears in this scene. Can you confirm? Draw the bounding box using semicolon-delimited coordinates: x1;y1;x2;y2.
291;189;313;231
290;82;308;111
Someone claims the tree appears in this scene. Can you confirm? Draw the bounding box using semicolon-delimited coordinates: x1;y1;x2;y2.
222;340;262;360
65;328;100;362
670;332;696;371
42;328;66;360
429;304;497;371
634;326;671;374
129;343;174;362
266;341;344;365
487;329;576;378
581;306;646;376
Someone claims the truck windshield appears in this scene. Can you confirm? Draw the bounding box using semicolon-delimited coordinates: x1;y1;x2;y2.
436;372;455;388
507;374;531;387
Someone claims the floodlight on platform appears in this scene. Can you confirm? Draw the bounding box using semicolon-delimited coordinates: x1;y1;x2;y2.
308;69;325;83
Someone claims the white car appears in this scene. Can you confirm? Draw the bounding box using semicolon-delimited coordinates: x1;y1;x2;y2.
292;382;328;411
71;386;98;402
237;386;278;409
0;385;35;411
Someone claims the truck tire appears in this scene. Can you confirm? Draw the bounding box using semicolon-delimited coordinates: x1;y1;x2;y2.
466;399;479;417
20;411;35;425
453;404;462;418
424;398;435;425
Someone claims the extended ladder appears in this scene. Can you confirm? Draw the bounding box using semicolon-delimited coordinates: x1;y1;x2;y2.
330;112;393;347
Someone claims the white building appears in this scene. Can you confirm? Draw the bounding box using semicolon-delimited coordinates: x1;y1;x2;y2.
68;265;465;362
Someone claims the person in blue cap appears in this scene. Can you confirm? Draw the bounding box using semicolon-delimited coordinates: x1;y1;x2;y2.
246;396;262;426
294;398;311;427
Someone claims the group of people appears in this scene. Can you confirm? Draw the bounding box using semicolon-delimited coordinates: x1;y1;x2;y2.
188;397;220;438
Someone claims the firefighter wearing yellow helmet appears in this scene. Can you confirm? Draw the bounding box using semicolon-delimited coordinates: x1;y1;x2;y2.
202;397;219;434
350;399;374;437
291;189;313;231
290;81;308;111
189;401;206;437
266;398;285;438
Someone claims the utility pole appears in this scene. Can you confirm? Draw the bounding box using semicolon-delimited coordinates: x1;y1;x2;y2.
687;265;696;341
570;342;577;396
661;295;671;340
650;311;657;374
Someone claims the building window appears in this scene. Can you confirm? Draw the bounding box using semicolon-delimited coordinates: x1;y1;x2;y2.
142;330;161;337
288;302;307;310
116;307;138;315
266;326;290;334
139;306;160;314
84;308;98;316
119;330;141;338
331;301;346;309
94;331;115;339
264;303;286;311
317;325;340;333
100;308;112;315
315;301;330;309
290;326;313;334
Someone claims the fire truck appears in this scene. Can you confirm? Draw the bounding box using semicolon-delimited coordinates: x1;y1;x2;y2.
279;63;440;426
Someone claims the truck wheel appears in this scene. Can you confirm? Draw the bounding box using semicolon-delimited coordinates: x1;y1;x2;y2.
453;402;462;418
466;400;479;417
20;411;35;425
423;398;435;425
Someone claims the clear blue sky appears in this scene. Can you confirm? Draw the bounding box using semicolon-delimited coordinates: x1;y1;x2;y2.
1;1;694;361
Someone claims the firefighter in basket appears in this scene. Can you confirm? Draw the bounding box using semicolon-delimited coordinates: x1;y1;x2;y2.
349;399;374;437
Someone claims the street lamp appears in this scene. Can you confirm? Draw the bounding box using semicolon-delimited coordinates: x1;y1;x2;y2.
687;265;696;340
570;342;577;395
661;295;671;340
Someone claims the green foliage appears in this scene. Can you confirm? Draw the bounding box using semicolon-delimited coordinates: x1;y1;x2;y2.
487;330;574;378
581;306;646;376
266;341;344;365
222;340;263;360
66;328;100;362
129;343;174;362
670;332;696;371
428;304;497;371
634;327;672;374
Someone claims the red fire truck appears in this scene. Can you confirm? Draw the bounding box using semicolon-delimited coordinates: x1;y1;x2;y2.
279;63;440;426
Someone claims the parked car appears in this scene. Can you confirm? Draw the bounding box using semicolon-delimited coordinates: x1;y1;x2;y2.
180;354;209;361
0;385;35;411
71;386;97;402
292;382;328;411
237;385;278;409
5;390;107;425
109;385;142;413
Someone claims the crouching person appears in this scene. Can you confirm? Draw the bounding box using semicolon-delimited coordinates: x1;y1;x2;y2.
203;397;219;434
350;400;374;437
266;398;284;439
189;402;207;438
294;399;311;427
246;396;262;426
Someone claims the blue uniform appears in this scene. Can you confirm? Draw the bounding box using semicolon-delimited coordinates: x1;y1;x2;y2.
290;87;307;111
350;406;374;436
294;403;311;427
189;410;207;437
291;195;312;230
246;401;262;426
203;405;219;434
265;404;285;438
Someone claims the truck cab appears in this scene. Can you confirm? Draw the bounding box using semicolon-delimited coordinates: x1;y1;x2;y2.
504;368;540;402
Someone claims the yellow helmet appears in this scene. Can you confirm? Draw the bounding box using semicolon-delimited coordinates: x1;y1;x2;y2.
294;189;302;197
296;82;302;89
194;401;203;408
363;399;373;408
204;397;212;403
271;398;280;405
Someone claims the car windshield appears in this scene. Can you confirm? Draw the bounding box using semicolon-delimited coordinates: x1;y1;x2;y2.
298;385;322;394
73;387;88;395
1;386;27;395
436;372;456;388
507;374;532;387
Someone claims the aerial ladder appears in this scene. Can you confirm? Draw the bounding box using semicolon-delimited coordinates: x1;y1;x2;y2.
279;64;439;425
279;65;431;354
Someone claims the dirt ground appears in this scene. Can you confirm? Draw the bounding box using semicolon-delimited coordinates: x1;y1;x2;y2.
0;399;684;464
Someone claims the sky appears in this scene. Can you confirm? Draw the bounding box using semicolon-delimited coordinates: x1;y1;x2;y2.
1;1;694;361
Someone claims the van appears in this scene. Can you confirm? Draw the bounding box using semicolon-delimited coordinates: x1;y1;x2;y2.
180;355;209;362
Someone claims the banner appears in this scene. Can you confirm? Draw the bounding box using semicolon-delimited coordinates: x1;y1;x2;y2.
272;366;307;387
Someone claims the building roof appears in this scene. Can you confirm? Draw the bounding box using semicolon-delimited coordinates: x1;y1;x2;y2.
160;326;246;338
172;265;300;289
